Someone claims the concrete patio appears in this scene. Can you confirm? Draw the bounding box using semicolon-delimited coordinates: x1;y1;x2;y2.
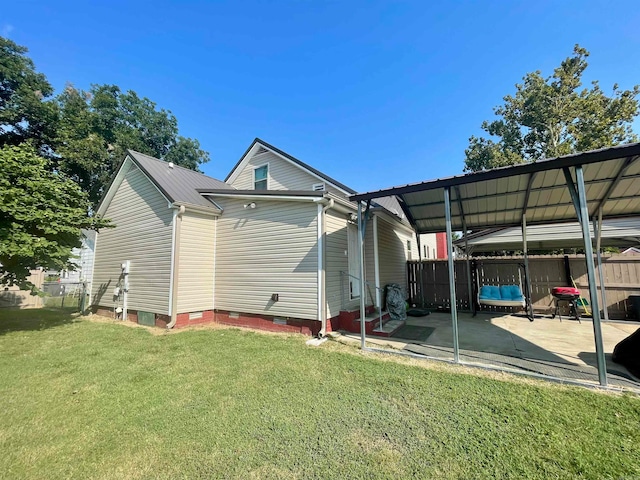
342;311;640;390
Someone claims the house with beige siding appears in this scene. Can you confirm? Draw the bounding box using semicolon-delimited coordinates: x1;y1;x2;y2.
91;139;418;335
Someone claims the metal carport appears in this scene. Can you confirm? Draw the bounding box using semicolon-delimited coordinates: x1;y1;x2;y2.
351;142;640;387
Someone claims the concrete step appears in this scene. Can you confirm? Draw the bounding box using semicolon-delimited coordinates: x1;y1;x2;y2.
371;319;405;337
354;311;390;324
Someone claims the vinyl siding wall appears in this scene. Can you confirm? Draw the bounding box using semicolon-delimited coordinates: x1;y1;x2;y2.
92;163;173;314
214;197;319;320
176;211;216;314
230;151;346;197
325;211;375;319
377;215;417;295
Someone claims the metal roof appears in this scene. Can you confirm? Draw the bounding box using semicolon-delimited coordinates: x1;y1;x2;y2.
351;143;640;234
226;138;410;225
454;217;640;253
128;150;233;208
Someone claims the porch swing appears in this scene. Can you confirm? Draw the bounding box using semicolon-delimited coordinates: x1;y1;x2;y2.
473;260;534;321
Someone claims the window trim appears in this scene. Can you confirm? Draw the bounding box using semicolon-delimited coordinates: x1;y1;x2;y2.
253;163;269;190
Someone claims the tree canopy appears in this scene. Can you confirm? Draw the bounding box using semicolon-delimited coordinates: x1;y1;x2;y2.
0;144;110;289
0;36;209;285
464;45;640;172
0;37;58;153
57;84;210;204
0;36;210;205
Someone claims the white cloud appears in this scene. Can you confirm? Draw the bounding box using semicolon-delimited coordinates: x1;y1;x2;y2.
2;24;14;36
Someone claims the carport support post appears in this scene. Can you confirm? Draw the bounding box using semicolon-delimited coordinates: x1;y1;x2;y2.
444;187;460;363
462;224;473;314
358;201;370;350
594;210;609;322
521;214;534;320
575;166;607;386
416;233;425;308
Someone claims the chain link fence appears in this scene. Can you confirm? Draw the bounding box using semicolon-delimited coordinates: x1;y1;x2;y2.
41;282;89;313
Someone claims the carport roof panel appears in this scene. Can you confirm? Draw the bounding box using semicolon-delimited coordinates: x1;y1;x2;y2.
454;217;640;252
351;143;640;234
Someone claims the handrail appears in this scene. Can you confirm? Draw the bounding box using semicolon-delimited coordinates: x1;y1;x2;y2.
340;271;384;331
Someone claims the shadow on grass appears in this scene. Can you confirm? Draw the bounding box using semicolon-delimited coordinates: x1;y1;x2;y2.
0;308;77;336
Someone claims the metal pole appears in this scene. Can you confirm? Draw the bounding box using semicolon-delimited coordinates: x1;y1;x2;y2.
464;227;473;313
575;166;607;386
358;204;367;350
444;187;460;363
594;210;609;322
416;233;422;307
522;214;534;321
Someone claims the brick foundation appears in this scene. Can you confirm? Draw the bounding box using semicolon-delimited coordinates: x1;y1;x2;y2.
92;305;321;336
214;310;321;336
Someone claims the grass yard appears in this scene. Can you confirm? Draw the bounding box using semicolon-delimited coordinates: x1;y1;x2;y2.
1;310;639;479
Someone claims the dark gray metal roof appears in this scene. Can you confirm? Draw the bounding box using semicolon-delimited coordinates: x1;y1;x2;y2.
455;217;640;253
128;150;233;208
351;142;640;234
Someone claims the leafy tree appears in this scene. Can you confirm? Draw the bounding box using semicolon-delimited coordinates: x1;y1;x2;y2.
0;36;58;152
57;84;210;205
0;144;110;290
464;45;639;172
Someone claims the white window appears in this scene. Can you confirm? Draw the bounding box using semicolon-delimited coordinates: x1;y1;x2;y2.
312;182;325;191
254;164;268;190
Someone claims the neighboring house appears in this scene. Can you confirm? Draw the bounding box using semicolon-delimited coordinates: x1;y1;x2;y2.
60;230;97;284
454;218;640;254
90;139;417;335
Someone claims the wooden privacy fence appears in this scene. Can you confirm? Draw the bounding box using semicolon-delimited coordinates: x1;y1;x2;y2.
0;269;45;309
407;255;640;320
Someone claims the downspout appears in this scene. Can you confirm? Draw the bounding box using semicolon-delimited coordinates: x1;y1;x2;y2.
318;198;334;337
167;205;186;329
373;215;381;309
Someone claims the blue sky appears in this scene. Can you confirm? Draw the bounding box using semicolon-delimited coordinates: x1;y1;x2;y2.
3;1;640;192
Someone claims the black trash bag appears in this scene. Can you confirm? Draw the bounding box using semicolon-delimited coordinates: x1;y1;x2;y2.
612;328;640;378
385;283;406;322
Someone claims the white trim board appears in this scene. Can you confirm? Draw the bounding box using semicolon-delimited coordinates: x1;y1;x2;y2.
226;141;352;196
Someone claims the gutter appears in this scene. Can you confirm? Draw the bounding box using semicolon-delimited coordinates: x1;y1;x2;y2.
171;202;222;216
318;198;334;337
167;205;186;329
200;192;323;202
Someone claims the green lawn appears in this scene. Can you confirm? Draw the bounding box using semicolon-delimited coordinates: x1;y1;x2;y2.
1;310;639;479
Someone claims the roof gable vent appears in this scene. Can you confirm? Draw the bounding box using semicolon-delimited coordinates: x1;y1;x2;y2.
255;146;269;155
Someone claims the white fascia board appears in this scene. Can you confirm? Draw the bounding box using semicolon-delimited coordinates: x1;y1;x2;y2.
201;192;325;203
226;143;263;184
323;193;361;216
172;202;222;216
97;155;172;216
227;141;353;196
96;157;133;216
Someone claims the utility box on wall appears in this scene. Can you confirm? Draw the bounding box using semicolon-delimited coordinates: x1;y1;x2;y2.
138;311;155;326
